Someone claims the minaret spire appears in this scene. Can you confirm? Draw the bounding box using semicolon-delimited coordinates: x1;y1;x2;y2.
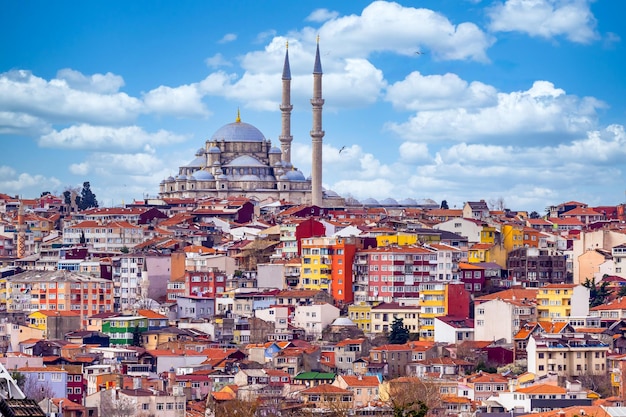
279;41;294;164
310;36;325;207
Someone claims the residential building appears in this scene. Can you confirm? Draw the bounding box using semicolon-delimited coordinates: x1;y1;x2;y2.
101;315;148;345
333;374;380;407
27;310;81;339
527;333;610;377
6;270;114;323
434;316;474;345
353;245;435;303
370;302;420;334
507;247;567;287
418;282;470;340
474;288;538;343
536;284;590;321
293;303;340;340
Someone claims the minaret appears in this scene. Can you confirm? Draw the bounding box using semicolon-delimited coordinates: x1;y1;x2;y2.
279;42;294;164
310;36;325;206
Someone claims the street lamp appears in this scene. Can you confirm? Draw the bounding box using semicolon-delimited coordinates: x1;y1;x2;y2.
58;400;63;417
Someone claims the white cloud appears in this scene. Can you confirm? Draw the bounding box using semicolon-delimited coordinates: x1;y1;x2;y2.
306;8;340;22
143;83;210;117
386;71;497;111
0;165;62;194
69;162;90;176
316;1;494;62
386;80;605;144
56;68;125;93
0;111;51;136
398;142;430;163
39;125;187;151
0;70;143;126
205;53;233;68
488;0;599;44
218;33;237;43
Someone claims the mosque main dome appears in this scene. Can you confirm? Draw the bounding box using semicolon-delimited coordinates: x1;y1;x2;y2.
211;121;266;142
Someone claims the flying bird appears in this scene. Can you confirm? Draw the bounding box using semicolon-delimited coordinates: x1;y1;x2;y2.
339;146;346;154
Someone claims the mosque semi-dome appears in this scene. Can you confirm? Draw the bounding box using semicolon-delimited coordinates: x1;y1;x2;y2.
192;170;214;181
211;121;266;143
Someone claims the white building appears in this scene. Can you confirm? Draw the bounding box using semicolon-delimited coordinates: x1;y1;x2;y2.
474;298;534;343
434;316;474;344
293;302;340;339
434;218;485;244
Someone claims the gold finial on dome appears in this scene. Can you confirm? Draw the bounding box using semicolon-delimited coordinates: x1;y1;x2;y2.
286;40;288;49
316;34;320;44
236;108;241;123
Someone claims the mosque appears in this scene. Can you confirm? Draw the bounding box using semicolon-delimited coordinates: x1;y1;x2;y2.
159;40;342;206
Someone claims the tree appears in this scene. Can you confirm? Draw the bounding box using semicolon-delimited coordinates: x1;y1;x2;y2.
488;197;506;211
382;378;436;417
79;181;98;210
40;191;51;197
619;285;626;297
22;376;55;402
388;317;410;344
207;398;258;417
132;325;142;347
99;390;136;417
10;371;25;390
63;190;72;205
529;211;541;219
582;278;610;307
440;200;449;210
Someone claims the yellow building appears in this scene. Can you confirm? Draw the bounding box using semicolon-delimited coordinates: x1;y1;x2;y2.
376;233;418;247
468;243;507;268
370;302;420;334
502;224;524;253
480;225;498;245
416;282;469;340
300;237;333;292
348;303;372;332
536;283;589;321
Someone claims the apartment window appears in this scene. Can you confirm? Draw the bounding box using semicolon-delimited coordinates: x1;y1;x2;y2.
156;403;164;410
142;404;149;411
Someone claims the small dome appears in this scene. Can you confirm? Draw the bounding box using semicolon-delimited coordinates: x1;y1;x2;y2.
217;174;228;180
269;147;282;154
399;198;418;206
281;161;293;169
323;189;340;198
332;317;356;327
380;198;399;206
188;176;197;181
284;170;306;181
192;170;214;181
362;198;379;206
195;148;205;156
176;174;187;181
211;121;265;142
208;146;221;154
166;176;175;182
279;174;289;181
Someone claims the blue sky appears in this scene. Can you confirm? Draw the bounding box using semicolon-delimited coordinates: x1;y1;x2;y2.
1;0;625;212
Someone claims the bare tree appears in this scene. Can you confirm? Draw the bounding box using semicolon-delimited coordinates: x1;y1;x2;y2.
22;377;55;402
382;377;442;417
99;390;136;417
488;197;506;211
206;398;258;417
